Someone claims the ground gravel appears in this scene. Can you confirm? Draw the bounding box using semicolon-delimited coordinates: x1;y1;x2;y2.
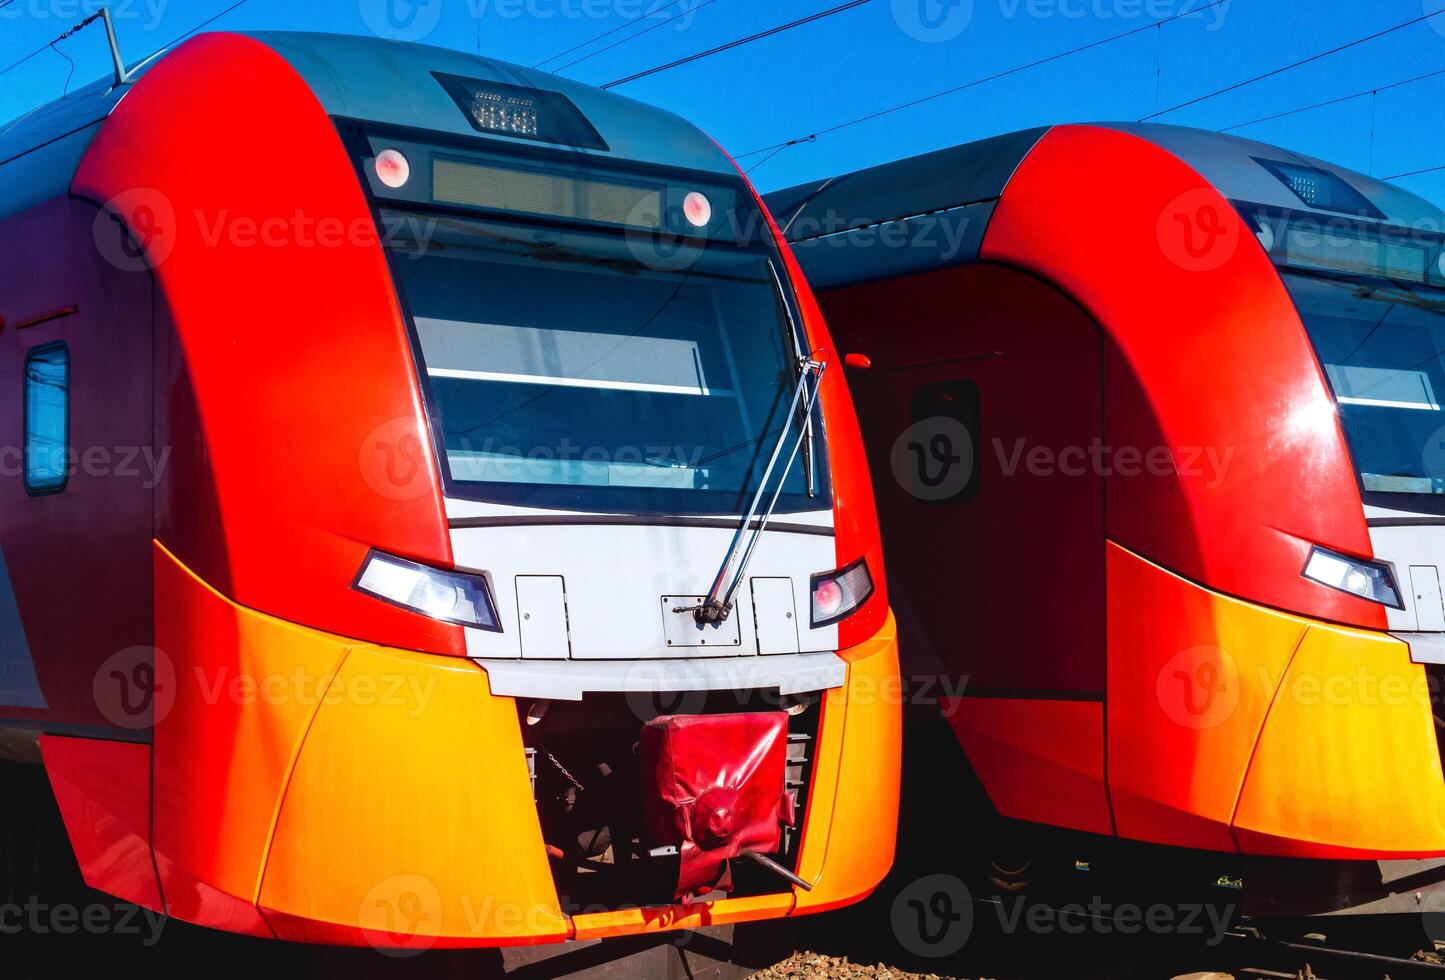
753;951;959;979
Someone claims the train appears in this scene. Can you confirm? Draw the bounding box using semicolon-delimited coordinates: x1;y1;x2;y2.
766;124;1445;915
0;30;900;948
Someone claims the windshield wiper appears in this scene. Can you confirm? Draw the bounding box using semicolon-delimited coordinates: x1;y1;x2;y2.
769;262;818;497
675;353;827;625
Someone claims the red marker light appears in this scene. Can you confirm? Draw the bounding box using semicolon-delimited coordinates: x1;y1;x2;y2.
374;149;411;189
812;578;844;620
683;191;712;228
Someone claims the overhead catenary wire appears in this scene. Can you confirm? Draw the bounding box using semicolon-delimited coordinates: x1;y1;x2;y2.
1382;163;1445;181
601;0;872;89
733;0;1231;163
146;0;252;59
1140;8;1445;121
531;0;692;68
1218;67;1445;133
0;10;104;81
0;0;250;87
552;0;717;75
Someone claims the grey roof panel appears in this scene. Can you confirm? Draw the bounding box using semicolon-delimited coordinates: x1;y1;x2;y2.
0;30;735;223
786;200;995;291
1102;123;1445;230
766;123;1445;292
765;127;1049;243
244;31;734;176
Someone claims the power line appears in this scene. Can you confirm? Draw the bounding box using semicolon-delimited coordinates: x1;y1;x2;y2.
0;0;250;87
1140;8;1444;121
733;0;1230;162
532;0;691;68
149;0;253;56
0;10;105;81
1383;163;1445;181
1219;67;1445;133
601;0;872;89
552;0;716;75
50;41;75;95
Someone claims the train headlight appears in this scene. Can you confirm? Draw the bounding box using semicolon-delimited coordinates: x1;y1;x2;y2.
1301;546;1404;610
353;550;501;630
810;558;875;627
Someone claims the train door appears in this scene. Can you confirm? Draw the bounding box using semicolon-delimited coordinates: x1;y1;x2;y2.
816;260;1114;836
823;262;1105;698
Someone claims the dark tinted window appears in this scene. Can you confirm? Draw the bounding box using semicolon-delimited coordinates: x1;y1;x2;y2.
24;344;68;494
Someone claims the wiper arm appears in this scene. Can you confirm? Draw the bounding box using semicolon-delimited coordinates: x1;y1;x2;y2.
769;262;818;497
677;355;826;625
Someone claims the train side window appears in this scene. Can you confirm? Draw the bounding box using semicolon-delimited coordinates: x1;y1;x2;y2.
904;379;981;504
24;344;69;495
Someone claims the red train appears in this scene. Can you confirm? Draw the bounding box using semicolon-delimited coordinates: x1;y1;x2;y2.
0;30;900;947
767;124;1445;914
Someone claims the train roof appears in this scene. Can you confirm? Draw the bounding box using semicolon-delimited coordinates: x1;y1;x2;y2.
0;30;734;222
764;123;1445;288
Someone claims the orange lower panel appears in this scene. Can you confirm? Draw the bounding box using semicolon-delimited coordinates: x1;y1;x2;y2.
793;611;901;914
256;643;566;947
1107;541;1445;858
153;538;350;937
151;540;898;944
1233;621;1445;857
947;696;1112;837
572;894;795;942
1107;541;1307;851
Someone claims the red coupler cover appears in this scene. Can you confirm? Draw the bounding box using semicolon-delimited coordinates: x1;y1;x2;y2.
640;711;791;901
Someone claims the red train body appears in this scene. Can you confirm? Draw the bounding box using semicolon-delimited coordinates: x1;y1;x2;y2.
767;123;1445;912
0;30;900;947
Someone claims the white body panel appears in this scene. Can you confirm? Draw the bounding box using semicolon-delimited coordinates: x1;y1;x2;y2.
515;575;571;659
450;500;840;667
477;651;846;701
1365;504;1445;634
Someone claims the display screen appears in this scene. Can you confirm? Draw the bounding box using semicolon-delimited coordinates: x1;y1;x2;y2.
1250;208;1443;287
432;157;664;229
433;73;607;151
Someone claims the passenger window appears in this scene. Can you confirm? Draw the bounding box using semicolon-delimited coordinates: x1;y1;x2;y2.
24;344;68;494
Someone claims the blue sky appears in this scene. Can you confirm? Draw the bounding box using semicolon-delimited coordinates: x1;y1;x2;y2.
2;0;1443;206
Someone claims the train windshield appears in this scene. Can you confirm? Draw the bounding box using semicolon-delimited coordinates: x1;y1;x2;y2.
1286;269;1445;496
384;210;824;515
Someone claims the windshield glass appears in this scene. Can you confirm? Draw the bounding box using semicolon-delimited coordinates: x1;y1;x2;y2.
1286;268;1445;495
385;210;826;515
